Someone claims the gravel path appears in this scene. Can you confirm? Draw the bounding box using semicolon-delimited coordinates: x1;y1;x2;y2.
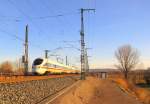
50;77;142;104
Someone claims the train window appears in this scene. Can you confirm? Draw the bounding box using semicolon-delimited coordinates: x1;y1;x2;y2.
33;58;43;65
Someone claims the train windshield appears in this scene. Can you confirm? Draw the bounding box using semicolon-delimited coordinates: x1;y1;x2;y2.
33;58;43;65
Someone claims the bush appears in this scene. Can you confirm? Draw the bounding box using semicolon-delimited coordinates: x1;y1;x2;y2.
0;61;13;73
144;69;150;84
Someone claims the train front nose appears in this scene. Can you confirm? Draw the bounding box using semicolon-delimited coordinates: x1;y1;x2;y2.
32;58;44;75
32;66;38;74
32;65;42;74
34;67;47;75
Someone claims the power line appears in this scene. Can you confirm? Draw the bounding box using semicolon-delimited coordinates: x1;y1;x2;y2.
7;0;79;48
7;0;59;51
38;0;80;43
0;28;24;41
0;12;79;22
7;0;45;38
0;27;44;50
41;0;80;42
0;15;21;22
25;0;79;20
0;18;20;22
29;12;80;20
25;0;65;43
5;0;80;43
0;12;79;21
0;15;20;19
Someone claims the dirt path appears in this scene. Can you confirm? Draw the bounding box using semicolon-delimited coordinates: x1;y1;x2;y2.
49;77;142;104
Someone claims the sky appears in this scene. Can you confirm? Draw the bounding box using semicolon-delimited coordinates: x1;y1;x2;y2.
0;0;150;69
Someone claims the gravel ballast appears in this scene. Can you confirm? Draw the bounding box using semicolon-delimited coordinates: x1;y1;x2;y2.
0;76;78;104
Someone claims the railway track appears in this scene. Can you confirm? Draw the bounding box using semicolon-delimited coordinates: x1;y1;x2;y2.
0;74;79;83
37;80;80;104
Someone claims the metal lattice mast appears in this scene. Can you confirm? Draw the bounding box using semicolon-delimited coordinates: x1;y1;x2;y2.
24;25;28;75
80;8;95;80
85;48;89;74
45;50;49;59
66;56;68;65
80;8;85;80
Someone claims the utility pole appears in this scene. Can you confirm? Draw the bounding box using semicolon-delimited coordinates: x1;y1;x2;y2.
24;25;28;75
80;8;95;80
85;48;90;74
66;56;68;65
45;50;49;59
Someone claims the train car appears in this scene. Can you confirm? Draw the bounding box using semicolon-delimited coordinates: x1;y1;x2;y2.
32;58;80;75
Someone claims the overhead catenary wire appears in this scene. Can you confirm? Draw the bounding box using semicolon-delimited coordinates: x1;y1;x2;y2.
0;27;44;50
0;28;24;41
0;12;79;21
3;1;78;49
5;0;80;41
29;12;80;20
38;0;80;43
7;0;46;39
6;0;60;52
6;0;80;49
0;18;45;51
1;0;85;67
0;18;20;22
0;14;21;22
25;0;66;43
2;0;80;22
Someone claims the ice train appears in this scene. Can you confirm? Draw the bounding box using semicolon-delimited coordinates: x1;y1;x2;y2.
32;58;80;75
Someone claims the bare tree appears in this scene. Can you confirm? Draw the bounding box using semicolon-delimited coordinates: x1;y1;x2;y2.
115;45;139;79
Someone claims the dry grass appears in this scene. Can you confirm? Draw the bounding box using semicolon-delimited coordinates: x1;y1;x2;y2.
113;78;150;104
0;61;13;73
134;87;150;104
0;74;79;83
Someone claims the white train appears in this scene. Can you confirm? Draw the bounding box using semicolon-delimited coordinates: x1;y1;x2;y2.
32;58;80;75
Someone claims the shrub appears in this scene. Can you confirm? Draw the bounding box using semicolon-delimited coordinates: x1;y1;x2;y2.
0;61;13;73
114;78;150;104
144;69;150;84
